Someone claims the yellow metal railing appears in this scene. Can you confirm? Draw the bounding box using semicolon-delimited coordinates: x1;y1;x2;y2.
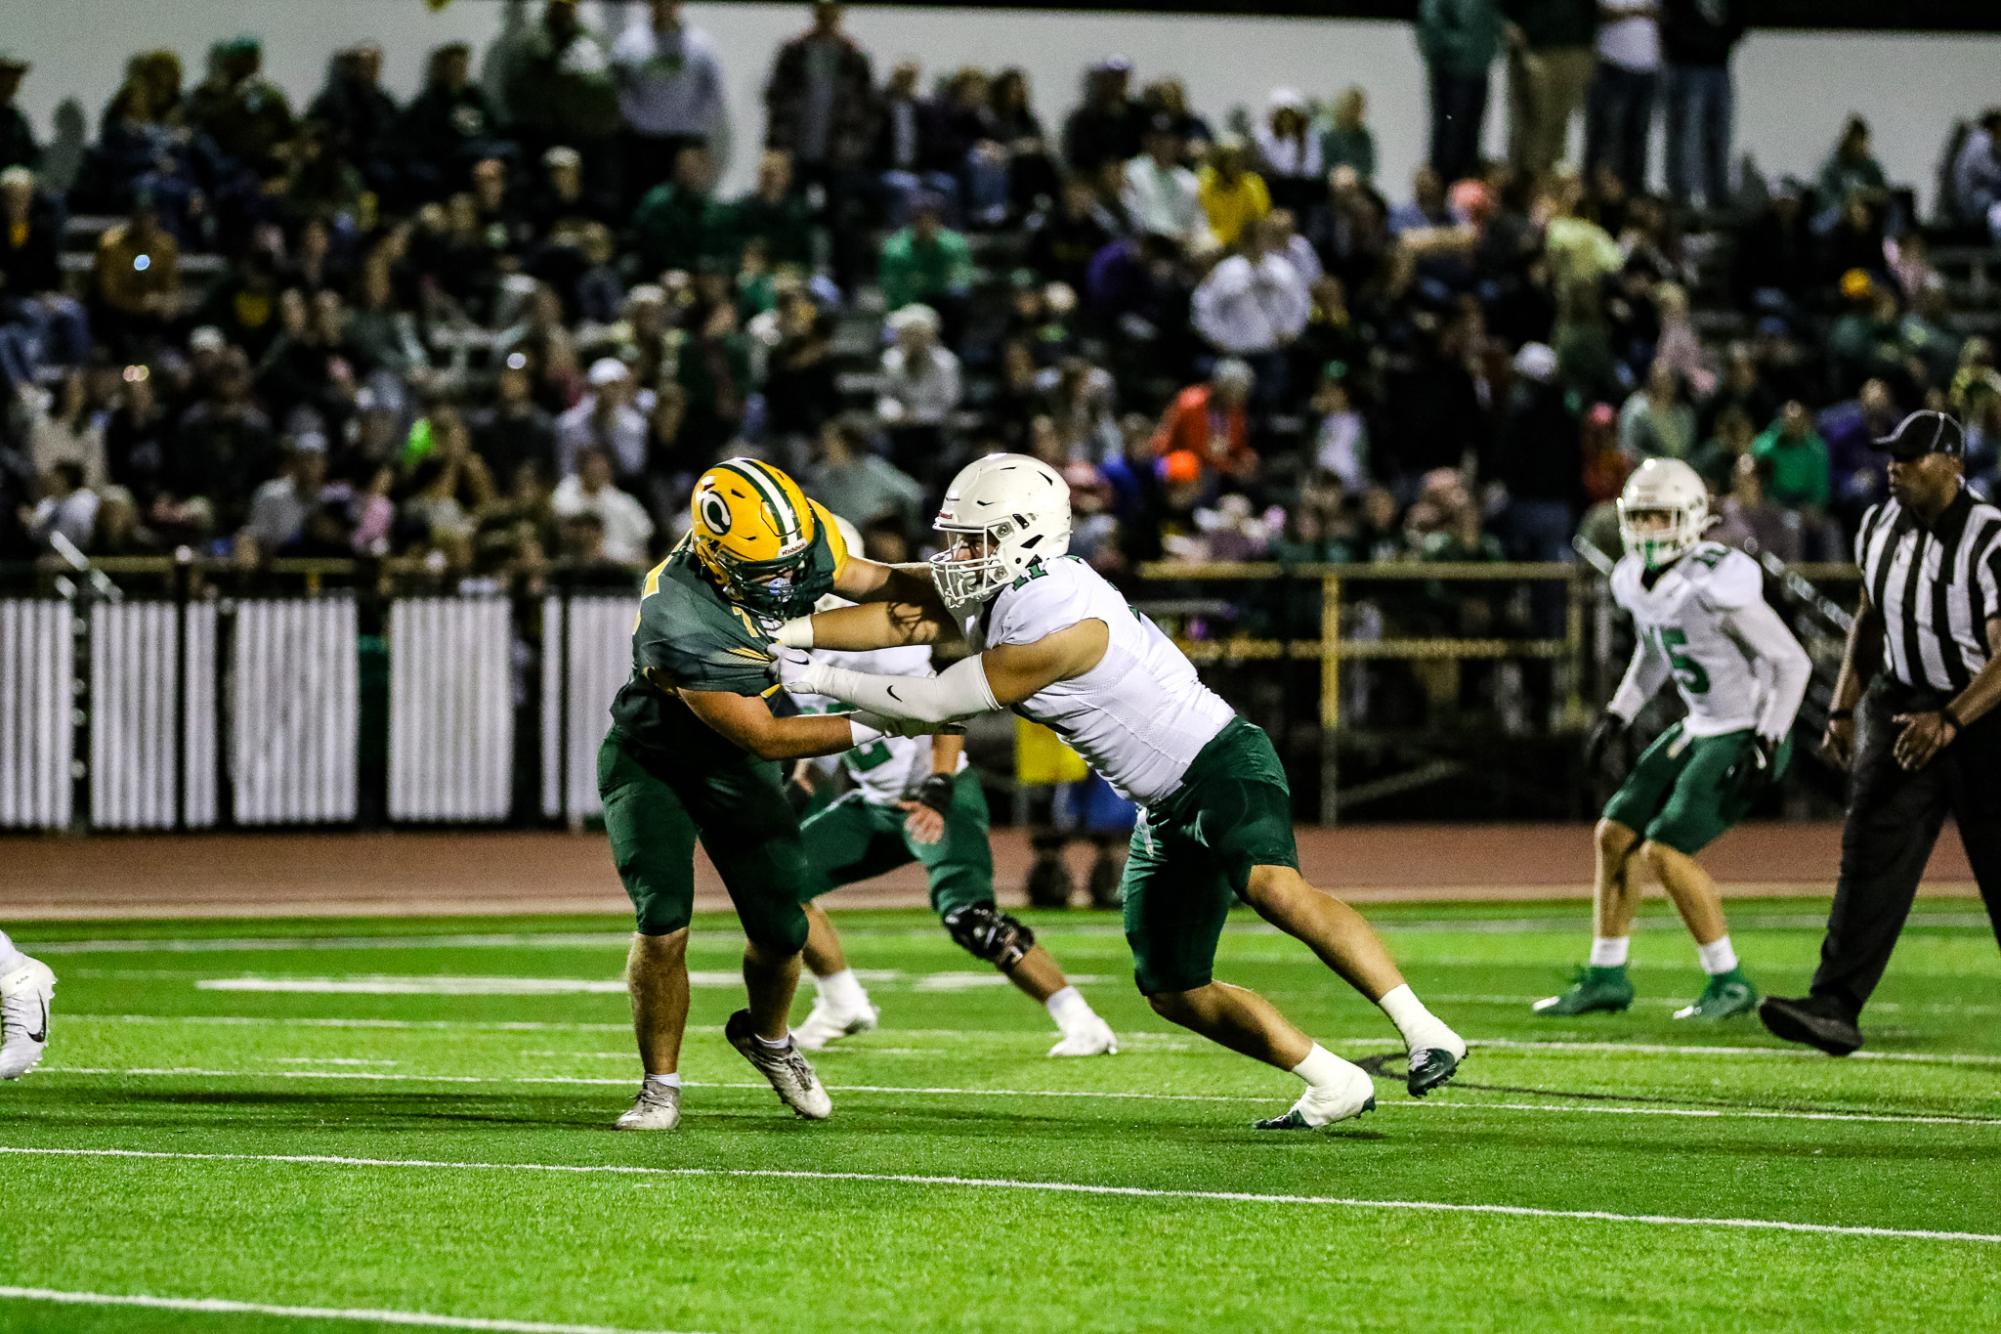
1133;560;1861;729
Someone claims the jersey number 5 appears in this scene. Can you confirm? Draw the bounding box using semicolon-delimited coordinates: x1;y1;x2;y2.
1649;626;1710;694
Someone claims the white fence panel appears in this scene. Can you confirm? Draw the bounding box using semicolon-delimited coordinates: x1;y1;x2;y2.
88;600;222;829
231;597;358;825
389;597;514;822
541;596;633;823
0;600;75;829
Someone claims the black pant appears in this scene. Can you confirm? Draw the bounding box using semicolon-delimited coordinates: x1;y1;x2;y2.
1811;679;2001;1017
1428;67;1490;183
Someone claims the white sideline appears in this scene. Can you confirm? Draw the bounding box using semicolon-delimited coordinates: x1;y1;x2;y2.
23;911;1993;955
0;1286;694;1334
4;1146;1996;1246
41;1065;2001;1128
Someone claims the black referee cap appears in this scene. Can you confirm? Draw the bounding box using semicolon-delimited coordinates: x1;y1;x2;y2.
1872;409;1965;460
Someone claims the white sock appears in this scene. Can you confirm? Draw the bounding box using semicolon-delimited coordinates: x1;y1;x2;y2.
1589;936;1630;968
1697;935;1739;975
754;1030;791;1049
644;1072;682;1090
815;968;868;1012
1291;1043;1359;1090
1376;983;1449;1050
1044;985;1091;1030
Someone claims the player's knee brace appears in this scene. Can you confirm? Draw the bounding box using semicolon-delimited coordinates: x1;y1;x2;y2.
942;904;1034;969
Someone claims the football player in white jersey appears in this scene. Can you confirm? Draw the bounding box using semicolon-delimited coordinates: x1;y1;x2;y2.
0;928;55;1080
785;519;1119;1057
769;455;1466;1131
1537;458;1812;1020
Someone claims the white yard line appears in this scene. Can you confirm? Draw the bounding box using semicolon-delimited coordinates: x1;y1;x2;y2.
55;1012;2001;1065
0;1287;692;1334
38;1065;2001;1128
3;1146;1995;1246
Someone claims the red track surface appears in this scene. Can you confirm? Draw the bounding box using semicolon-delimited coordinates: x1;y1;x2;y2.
0;823;1976;920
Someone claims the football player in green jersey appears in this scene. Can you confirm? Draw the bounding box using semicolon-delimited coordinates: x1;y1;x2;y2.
601;457;945;1131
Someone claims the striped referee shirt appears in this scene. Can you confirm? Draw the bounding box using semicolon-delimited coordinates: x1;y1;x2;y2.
1856;484;2001;692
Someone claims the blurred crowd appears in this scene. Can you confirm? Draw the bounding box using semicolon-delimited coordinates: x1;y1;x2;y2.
3;0;2000;591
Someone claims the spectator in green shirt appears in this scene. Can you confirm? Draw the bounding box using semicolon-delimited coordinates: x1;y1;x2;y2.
1319;87;1377;183
728;149;818;271
1751;400;1832;509
630;143;727;278
878;194;974;315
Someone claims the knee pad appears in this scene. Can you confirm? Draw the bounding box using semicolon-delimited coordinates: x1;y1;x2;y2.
942;904;1034;969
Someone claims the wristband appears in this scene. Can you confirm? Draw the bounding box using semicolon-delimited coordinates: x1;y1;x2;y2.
773;616;814;650
1829;708;1853;721
914;772;955;816
1941;705;1963;736
846;714;888;747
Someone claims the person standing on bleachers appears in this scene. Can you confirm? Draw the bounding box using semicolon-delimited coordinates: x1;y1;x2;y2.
0;53;37;172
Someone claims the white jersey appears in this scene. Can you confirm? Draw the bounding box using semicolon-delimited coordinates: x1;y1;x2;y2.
1608;542;1799;737
796;644;967;804
962;555;1234;805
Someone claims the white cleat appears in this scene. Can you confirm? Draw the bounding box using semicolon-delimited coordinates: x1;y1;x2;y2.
613;1081;681;1131
1047;1015;1119;1057
1254;1061;1377;1130
725;1010;832;1120
792;999;879;1052
0;956;55;1080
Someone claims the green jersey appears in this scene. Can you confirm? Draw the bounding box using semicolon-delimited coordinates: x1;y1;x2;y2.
606;531;843;754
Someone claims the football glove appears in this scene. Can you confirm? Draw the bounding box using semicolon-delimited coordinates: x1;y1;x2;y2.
1726;733;1781;797
1584;712;1627;775
914;772;956;818
769;645;827;696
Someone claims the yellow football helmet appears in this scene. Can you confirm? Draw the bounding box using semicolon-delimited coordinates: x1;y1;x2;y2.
687;457;844;615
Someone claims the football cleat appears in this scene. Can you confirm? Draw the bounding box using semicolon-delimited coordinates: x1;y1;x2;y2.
725;1010;832;1120
0;956;55;1080
1532;965;1635;1017
1407;1032;1466;1098
1254;1062;1377;1131
1047;1015;1119;1057
792;999;879;1052
1673;969;1758;1021
613;1081;682;1131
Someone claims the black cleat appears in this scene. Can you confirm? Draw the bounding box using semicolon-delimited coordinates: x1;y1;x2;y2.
1758;995;1862;1056
1407;1046;1462;1097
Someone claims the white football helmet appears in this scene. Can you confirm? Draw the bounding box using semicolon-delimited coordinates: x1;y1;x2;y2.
930;454;1073;608
815;515;865;612
1617;457;1710;570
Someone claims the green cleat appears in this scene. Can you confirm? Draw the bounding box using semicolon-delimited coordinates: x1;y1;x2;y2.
1673;969;1758;1020
1531;965;1634;1016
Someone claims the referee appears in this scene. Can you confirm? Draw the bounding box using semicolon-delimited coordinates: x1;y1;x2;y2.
1761;410;2001;1055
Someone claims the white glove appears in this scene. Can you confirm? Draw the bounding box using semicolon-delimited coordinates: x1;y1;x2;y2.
770;645;829;696
852;709;965;740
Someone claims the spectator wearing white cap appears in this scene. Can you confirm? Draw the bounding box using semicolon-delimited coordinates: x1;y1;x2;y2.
878;303;962;482
1253;89;1325;212
555;356;649;480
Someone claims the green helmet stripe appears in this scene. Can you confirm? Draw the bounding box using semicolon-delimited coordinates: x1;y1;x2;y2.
717;459;803;546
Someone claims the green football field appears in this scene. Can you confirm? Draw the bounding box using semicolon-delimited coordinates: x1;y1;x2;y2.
4;898;1999;1333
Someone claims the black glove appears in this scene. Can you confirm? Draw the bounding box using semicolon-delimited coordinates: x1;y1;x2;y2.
914;773;956;818
1726;733;1780;797
1584;712;1627;774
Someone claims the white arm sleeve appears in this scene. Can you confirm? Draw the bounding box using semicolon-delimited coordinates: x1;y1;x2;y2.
1722;599;1813;742
805;654;1001;725
1607;636;1670;724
